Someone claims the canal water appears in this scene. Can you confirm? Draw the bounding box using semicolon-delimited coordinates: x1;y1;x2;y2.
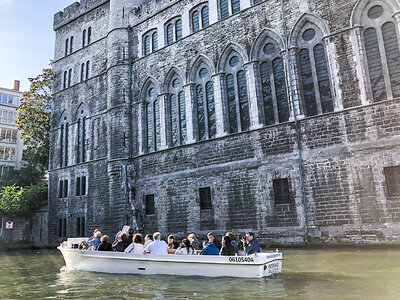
1;248;400;299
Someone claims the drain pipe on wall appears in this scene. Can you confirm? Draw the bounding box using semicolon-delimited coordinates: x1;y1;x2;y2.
280;0;309;243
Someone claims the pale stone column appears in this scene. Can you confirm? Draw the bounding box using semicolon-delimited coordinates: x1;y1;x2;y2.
241;0;252;10
158;93;168;150
181;9;190;37
208;0;219;23
212;73;228;137
244;61;263;130
183;83;196;144
137;102;144;155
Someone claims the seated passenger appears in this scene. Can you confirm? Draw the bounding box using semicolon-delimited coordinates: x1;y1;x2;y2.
241;232;261;256
175;239;196;255
167;234;179;250
226;232;239;255
97;235;112;251
143;232;168;255
220;236;235;256
144;234;153;247
207;232;221;250
201;240;219;255
127;228;135;244
88;231;102;249
187;233;199;250
125;233;145;254
87;228;100;244
112;233;130;252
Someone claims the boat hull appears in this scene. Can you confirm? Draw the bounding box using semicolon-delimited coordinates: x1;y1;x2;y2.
58;246;282;278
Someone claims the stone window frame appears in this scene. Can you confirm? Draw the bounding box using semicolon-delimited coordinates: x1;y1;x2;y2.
76;104;90;164
63;68;73;89
189;2;210;33
80;60;91;82
82;26;92;48
218;0;240;20
142;28;158;56
59;113;70;167
164;16;182;46
58;174;70;200
356;0;400;102
75;169;88;197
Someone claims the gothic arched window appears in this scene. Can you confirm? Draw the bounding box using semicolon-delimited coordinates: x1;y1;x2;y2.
195;65;216;141
224;53;250;133
168;75;186;147
60;116;69;167
65;38;69;56
297;23;334;116
76;109;88;164
191;3;210;33
258;39;290;125
82;29;86;47
145;85;160;152
361;2;400;101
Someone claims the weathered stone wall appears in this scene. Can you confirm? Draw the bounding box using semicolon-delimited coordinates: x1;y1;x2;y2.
48;0;400;246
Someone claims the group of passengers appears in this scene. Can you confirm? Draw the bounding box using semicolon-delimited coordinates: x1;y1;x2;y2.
86;229;261;256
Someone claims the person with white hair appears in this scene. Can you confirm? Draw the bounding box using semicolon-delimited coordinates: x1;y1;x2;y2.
143;232;168;255
88;231;102;249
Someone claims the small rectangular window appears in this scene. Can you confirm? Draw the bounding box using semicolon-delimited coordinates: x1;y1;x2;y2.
273;178;291;204
59;181;63;198
199;187;212;209
81;176;86;196
145;194;155;215
385;166;400;196
76;177;81;196
63;180;68;198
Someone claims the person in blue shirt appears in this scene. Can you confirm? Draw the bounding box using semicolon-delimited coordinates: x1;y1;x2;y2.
201;241;219;255
241;232;261;255
88;231;102;249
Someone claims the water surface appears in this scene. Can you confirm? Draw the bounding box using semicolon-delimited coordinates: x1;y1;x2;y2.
1;248;399;299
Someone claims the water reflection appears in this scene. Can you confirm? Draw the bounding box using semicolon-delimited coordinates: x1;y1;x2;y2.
1;249;400;299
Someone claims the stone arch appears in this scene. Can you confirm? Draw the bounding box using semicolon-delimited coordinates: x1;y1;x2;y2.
351;0;400;26
58;110;71;126
163;66;185;92
140;76;160;101
75;102;91;120
187;54;216;83
217;42;249;73
289;13;330;47
250;29;285;61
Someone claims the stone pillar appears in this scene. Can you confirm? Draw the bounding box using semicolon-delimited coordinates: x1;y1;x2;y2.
244;61;263;130
241;0;252;10
212;73;228;137
137;101;144;155
286;48;305;120
159;93;168;150
208;0;219;23
183;83;196;144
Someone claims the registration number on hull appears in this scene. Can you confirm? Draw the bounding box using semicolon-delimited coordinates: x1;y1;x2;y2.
229;257;255;263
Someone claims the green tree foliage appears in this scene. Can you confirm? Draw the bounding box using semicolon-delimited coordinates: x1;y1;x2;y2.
0;185;47;216
16;67;53;171
1;164;45;188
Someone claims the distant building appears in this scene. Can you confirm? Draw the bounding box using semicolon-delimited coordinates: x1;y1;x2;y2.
0;81;24;177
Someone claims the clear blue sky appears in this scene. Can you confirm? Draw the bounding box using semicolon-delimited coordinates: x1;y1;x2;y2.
0;0;76;91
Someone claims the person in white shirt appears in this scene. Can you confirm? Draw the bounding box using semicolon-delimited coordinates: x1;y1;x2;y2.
143;232;168;255
175;239;197;255
144;234;153;247
125;233;145;254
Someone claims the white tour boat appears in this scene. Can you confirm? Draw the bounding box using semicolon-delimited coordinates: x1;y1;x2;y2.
58;238;283;278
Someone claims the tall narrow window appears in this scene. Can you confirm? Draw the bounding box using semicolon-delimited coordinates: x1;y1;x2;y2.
87;27;92;44
175;19;182;40
231;0;240;14
65;38;69;56
60;124;64;167
201;6;209;27
273;58;290;122
76;177;81;196
68;69;72;87
168;76;186;147
80;63;85;82
296;26;333;116
144;35;151;55
82;117;86;162
220;0;229;19
166;24;173;45
82;29;86;47
152;31;158;51
237;70;250;131
196;85;206;140
206;81;216;138
146;103;153;152
192;11;200;33
273;178;291;204
70;36;74;54
64;123;69;166
63;71;67;89
77;119;81;163
199;187;212;209
145;86;160;152
226;74;237;133
86;61;90;79
145;194;155;215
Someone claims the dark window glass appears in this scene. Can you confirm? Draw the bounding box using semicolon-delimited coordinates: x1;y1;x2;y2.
145;194;155;215
65;39;69;56
220;0;229;19
237;70;250;131
299;49;318;116
303;28;316;41
175;19;182;40
364;27;386;102
59;181;63;198
144;35;150;55
206;81;216;139
154;100;161;151
63;71;67;89
70;36;74;54
167;24;173;45
82;118;86;162
77;119;81;163
253;0;262;3
68;69;72;87
178;92;186;145
313;44;333;113
199;187;212;209
201;6;209;27
385;166;400;196
63;218;67;237
382;22;400;98
60;125;64;167
146;103;153;152
81;176;86;196
192;10;200;33
197;85;206;141
231;0;240;14
76;177;81;196
65;123;69;166
76;218;81;237
226;74;237;134
170;94;178;147
82;29;86;47
273;57;290;122
368;5;384;19
152;31;158;51
86;61;90;80
63;180;68;198
260;62;275;125
88;27;92;44
81;63;85;82
273;178;291;204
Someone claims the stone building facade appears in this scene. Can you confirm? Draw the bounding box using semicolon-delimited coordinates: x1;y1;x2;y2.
49;0;400;245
